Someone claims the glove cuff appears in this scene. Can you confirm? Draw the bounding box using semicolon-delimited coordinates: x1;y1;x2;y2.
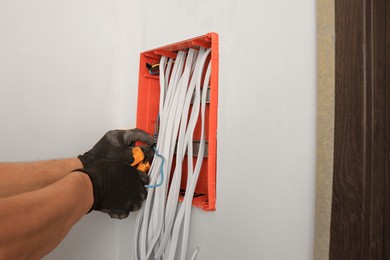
77;153;95;168
72;168;99;213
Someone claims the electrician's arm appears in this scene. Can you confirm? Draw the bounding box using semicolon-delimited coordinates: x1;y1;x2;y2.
0;158;82;197
0;171;93;260
0;128;154;198
0;160;149;259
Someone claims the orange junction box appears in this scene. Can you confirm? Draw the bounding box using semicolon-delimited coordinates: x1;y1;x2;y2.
136;33;218;211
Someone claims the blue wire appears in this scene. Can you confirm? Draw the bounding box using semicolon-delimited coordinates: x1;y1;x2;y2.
145;147;165;188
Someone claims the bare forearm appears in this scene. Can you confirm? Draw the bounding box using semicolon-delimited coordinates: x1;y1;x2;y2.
0;158;83;197
0;172;93;259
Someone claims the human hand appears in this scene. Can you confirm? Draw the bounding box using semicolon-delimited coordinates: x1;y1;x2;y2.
77;160;149;219
78;129;155;168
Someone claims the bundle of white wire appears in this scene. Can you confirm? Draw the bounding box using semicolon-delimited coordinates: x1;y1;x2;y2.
133;47;211;260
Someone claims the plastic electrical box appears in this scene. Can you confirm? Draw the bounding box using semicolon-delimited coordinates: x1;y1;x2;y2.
136;33;218;211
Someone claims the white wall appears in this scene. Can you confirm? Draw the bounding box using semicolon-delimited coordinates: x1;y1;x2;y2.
0;0;316;259
119;1;317;259
0;0;134;259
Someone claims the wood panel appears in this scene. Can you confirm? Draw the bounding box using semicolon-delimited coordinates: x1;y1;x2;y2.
367;0;386;258
384;0;390;257
330;0;387;259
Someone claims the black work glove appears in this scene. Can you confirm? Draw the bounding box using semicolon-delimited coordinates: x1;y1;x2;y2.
76;160;149;219
78;129;155;168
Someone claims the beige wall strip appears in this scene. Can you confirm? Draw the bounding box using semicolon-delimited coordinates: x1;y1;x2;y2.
314;0;335;259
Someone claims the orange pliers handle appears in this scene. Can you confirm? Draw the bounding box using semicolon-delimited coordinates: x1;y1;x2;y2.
131;147;151;172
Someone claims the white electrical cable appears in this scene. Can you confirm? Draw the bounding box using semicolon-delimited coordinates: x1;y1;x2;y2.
154;49;208;259
139;52;185;260
167;54;210;260
134;47;211;260
146;50;195;259
168;59;211;260
189;248;200;260
184;61;211;257
135;52;186;260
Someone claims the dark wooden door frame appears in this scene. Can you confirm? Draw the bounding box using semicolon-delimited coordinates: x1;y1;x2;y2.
330;0;388;259
385;0;390;256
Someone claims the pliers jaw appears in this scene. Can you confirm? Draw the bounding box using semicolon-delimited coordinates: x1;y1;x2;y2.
142;143;156;163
